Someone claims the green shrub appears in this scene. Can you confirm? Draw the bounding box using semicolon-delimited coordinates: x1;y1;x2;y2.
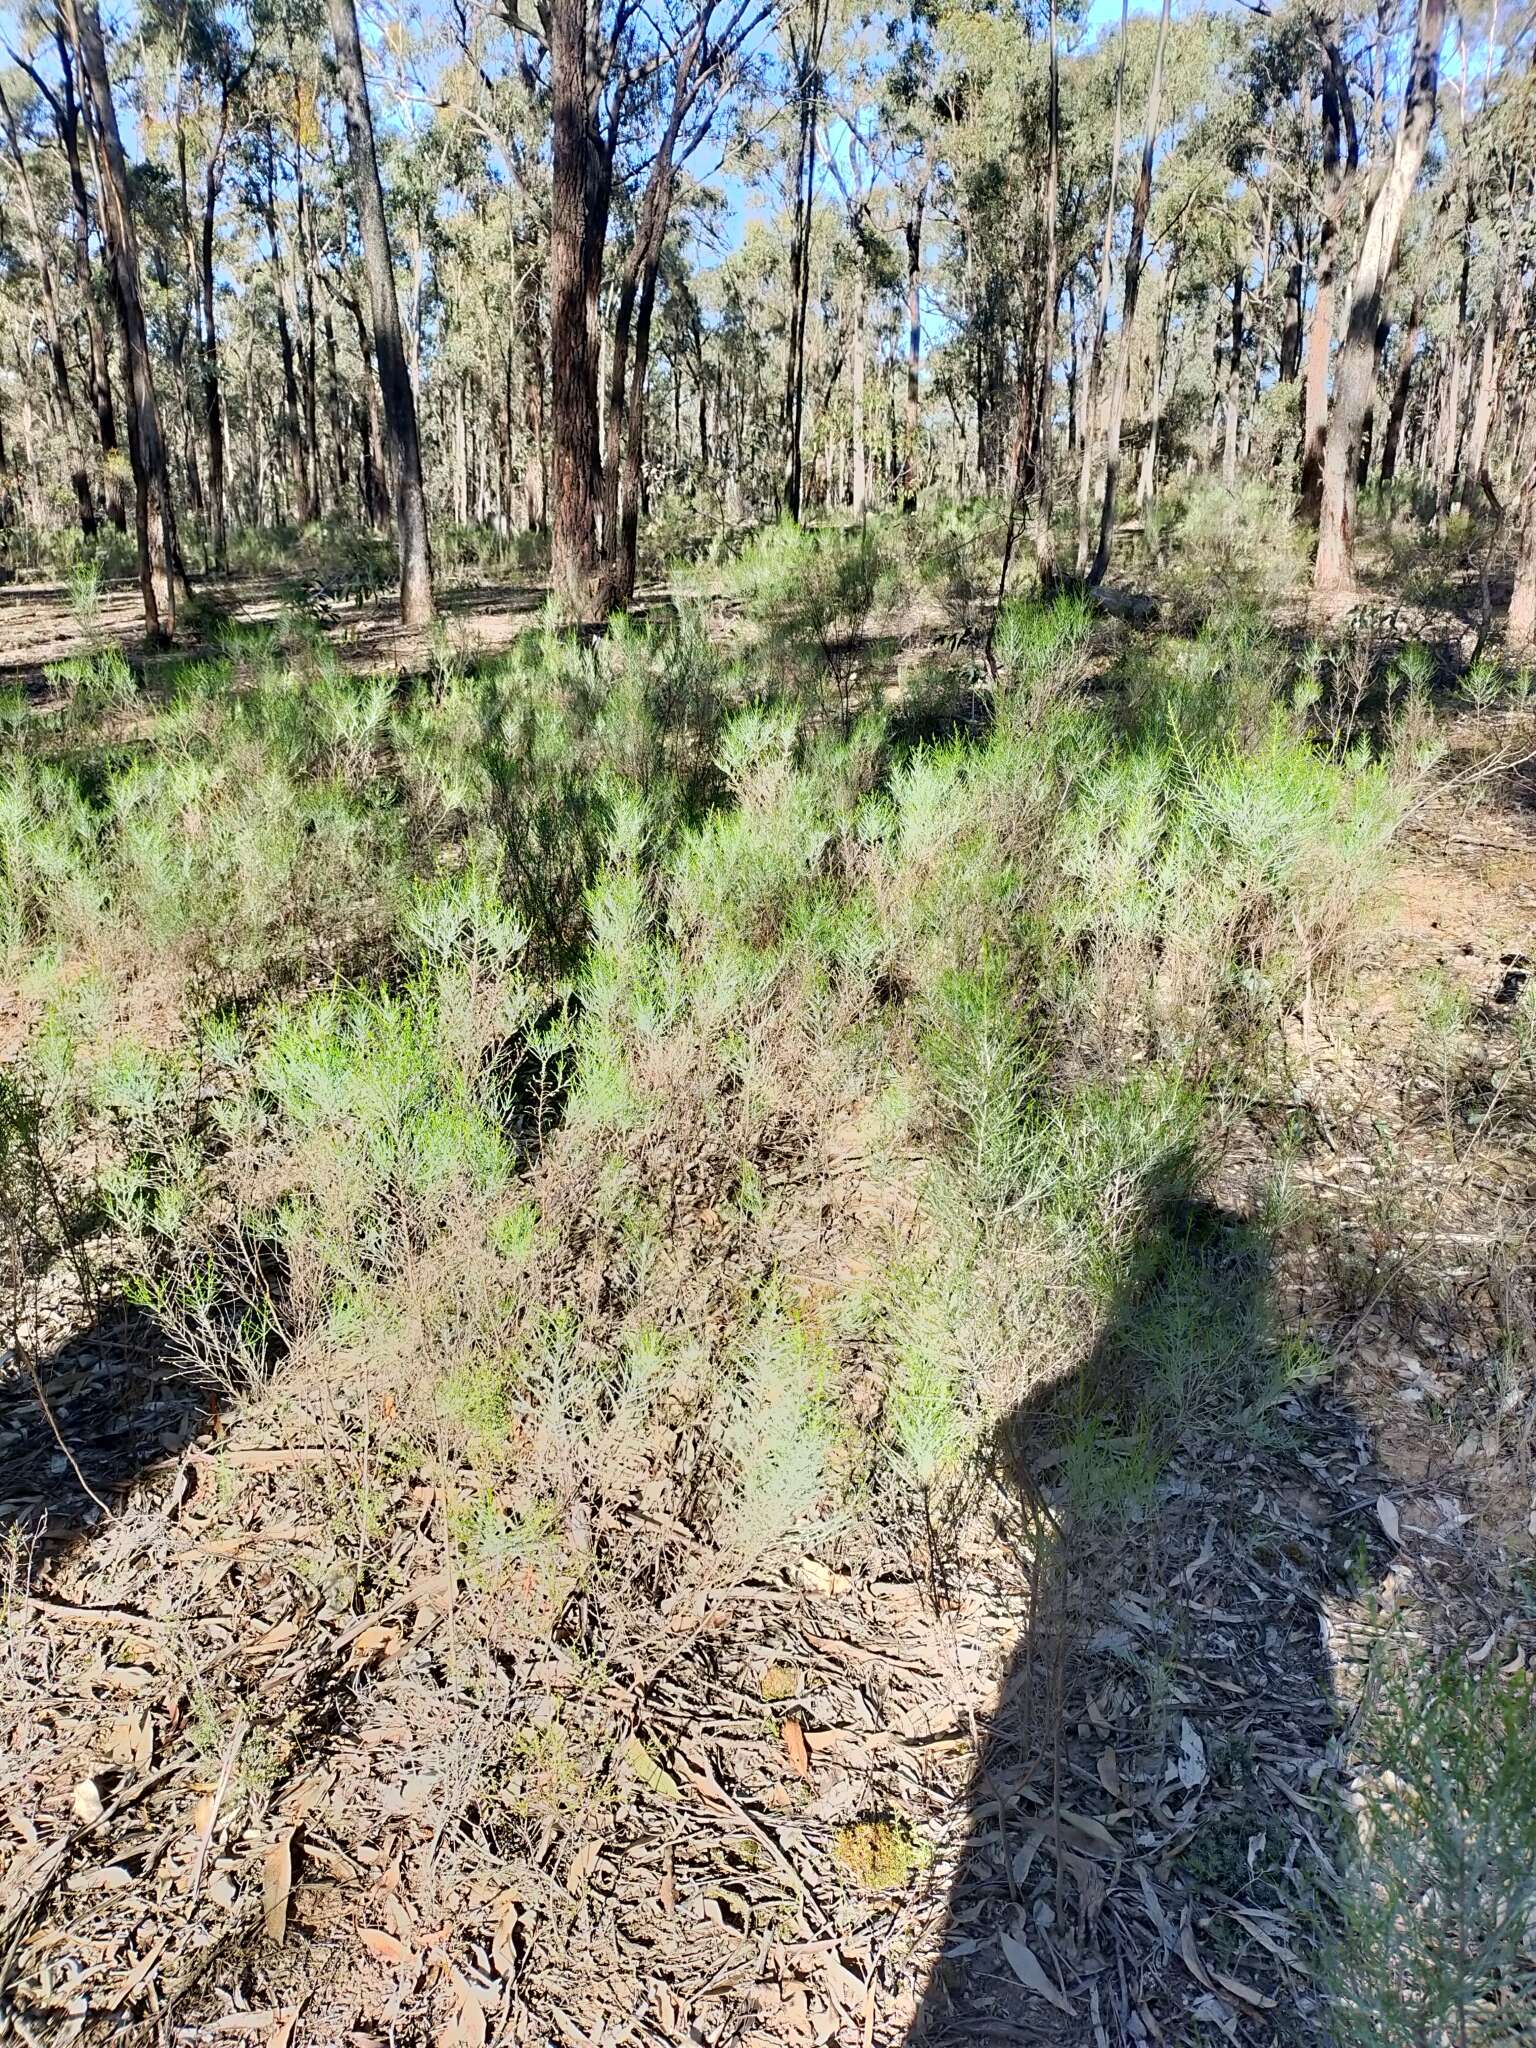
992;590;1093;706
721;1294;838;1563
1331;1652;1536;2044
920;957;1041;1211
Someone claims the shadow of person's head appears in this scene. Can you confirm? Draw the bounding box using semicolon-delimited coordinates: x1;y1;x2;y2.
902;1184;1378;2044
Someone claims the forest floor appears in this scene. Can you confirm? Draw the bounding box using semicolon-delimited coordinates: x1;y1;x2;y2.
0;566;553;694
1;531;1534;2047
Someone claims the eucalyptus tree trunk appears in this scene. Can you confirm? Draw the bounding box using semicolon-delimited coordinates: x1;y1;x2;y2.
1459;318;1499;512
614;247;665;605
851;271;866;514
512;229;548;534
1378;286;1423;486
1138;273;1176;510
0;82;97;537
1278;224;1304;382
1089;0;1172;588
1355;314;1391;489
262;158;311;525
1030;0;1061;584
903;197;924;512
200;142;230;569
51;27;125;531
176;76;234;574
779;0;833;520
343;289;388;527
1222;263;1243;486
601;11;703;603
328;0;434;625
68;0;177;642
1299;24;1356;524
1511;463;1536;655
1315;0;1449;594
1074;0;1128;574
1459;225;1524;517
781;9;826;522
323;306;349;506
294;128;323;516
548;0;604;612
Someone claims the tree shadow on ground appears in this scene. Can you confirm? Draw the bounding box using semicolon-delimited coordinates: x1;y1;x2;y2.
0;1306;212;1551
902;1196;1405;2046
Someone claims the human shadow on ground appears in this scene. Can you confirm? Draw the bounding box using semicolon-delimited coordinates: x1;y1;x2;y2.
900;1192;1428;2046
0;1074;216;1555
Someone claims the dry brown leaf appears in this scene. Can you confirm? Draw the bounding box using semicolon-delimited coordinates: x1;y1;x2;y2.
359;1927;412;1967
488;1891;520;1978
108;1937;169;2013
435;2009;485;2048
795;1559;851;1594
262;1829;294;1945
101;1663;157;1695
781;1716;811;1778
564;1839;600;1894
243;1618;302;1660
347;1624;402;1671
1191;1991;1238;2038
1096;1748;1122;1798
436;1965;489;2048
108;1709;153;1772
1011;1831;1045;1888
1376;1494;1401;1543
380;1889;417;1939
822;1953;866;2017
998;1927;1075;2015
1211;1968;1277;2010
1135;1863;1173;1948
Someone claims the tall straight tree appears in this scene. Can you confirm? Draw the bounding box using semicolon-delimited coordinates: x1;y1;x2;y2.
1315;0;1448;593
546;0;607;615
328;0;433;625
1074;0;1128;574
1089;0;1171;588
66;0;178;642
781;0;830;521
50;25;127;530
1031;0;1060;586
0;79;97;537
1512;457;1536;655
1298;21;1357;524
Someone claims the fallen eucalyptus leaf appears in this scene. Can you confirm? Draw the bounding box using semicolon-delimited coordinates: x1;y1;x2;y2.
999;1928;1075;2015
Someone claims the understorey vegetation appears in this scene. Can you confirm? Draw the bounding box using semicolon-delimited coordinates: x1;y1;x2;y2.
10;508;1535;2040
